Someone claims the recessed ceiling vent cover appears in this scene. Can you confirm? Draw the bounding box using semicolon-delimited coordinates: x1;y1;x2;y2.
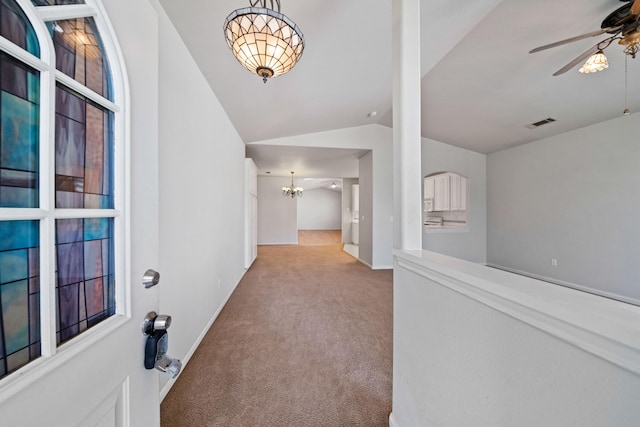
525;117;557;129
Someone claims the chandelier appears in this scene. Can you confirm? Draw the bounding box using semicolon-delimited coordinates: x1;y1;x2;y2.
224;0;305;83
282;171;303;198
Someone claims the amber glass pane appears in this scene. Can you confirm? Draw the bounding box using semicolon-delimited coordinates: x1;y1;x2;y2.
55;84;113;209
50;17;112;100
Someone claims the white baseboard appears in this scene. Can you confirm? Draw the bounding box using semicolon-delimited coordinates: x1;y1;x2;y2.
159;269;246;401
358;258;393;271
389;412;399;427
257;241;299;245
358;258;373;269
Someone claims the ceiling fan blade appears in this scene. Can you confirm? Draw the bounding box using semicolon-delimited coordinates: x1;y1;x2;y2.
529;27;617;54
632;0;640;15
552;45;600;76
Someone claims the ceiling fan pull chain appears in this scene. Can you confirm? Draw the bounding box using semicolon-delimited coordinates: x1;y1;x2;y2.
624;54;630;116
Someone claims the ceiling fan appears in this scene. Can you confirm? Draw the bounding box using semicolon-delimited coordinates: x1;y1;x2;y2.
530;0;640;75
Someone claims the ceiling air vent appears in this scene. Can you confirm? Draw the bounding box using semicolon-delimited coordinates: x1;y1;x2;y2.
525;117;556;129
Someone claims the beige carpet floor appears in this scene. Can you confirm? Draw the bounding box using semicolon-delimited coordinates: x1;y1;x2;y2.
297;230;342;245
160;241;393;427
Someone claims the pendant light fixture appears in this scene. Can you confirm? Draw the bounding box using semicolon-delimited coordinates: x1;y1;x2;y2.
224;0;305;83
282;171;303;198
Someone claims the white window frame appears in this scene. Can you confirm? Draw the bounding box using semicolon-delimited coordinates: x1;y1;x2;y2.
0;0;130;400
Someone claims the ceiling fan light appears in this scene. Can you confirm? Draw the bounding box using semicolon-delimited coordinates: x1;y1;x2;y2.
579;50;609;73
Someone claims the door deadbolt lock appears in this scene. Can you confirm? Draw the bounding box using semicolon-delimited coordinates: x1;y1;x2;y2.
142;269;160;289
142;311;182;378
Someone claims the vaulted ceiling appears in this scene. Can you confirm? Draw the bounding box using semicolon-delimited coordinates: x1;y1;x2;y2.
160;0;640;176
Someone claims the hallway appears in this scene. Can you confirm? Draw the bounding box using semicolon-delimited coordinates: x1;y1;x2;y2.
161;241;393;426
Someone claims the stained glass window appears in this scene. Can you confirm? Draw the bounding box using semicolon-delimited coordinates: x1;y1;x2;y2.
0;220;40;377
50;17;112;100
0;0;40;57
56;218;114;344
1;0;122;377
0;52;40;208
55;84;113;209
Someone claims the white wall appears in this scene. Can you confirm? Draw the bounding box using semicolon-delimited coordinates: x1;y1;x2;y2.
248;125;394;269
487;113;640;305
392;250;640;427
297;188;341;230
341;178;358;243
257;176;298;244
422;137;487;262
155;2;247;394
359;152;374;266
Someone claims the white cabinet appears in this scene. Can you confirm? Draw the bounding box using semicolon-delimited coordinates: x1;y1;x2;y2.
450;173;467;211
424;177;435;199
424;172;467;212
433;174;450;211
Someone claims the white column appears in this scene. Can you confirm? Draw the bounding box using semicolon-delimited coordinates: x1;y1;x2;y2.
392;0;422;250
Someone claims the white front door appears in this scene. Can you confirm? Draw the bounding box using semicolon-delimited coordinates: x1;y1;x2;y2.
0;0;163;425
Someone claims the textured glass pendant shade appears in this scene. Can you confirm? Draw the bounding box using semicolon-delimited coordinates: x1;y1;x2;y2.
579;50;609;74
224;1;304;83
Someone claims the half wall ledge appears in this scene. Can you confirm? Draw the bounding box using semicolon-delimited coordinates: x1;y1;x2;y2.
392;249;640;426
394;249;640;375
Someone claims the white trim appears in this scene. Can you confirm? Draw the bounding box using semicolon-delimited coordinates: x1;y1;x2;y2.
395;250;640;376
34;4;96;22
159;269;248;402
357;258;373;269
0;36;48;71
486;263;640;307
0;315;129;404
388;412;400;427
55;71;120;113
121;376;131;427
0;208;47;219
78;376;129;427
53;208;120;219
356;258;393;270
258;242;299;245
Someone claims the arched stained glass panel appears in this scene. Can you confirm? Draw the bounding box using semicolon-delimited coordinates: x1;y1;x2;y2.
1;0;123;379
0;0;40;57
0;52;40;208
50;17;112;100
